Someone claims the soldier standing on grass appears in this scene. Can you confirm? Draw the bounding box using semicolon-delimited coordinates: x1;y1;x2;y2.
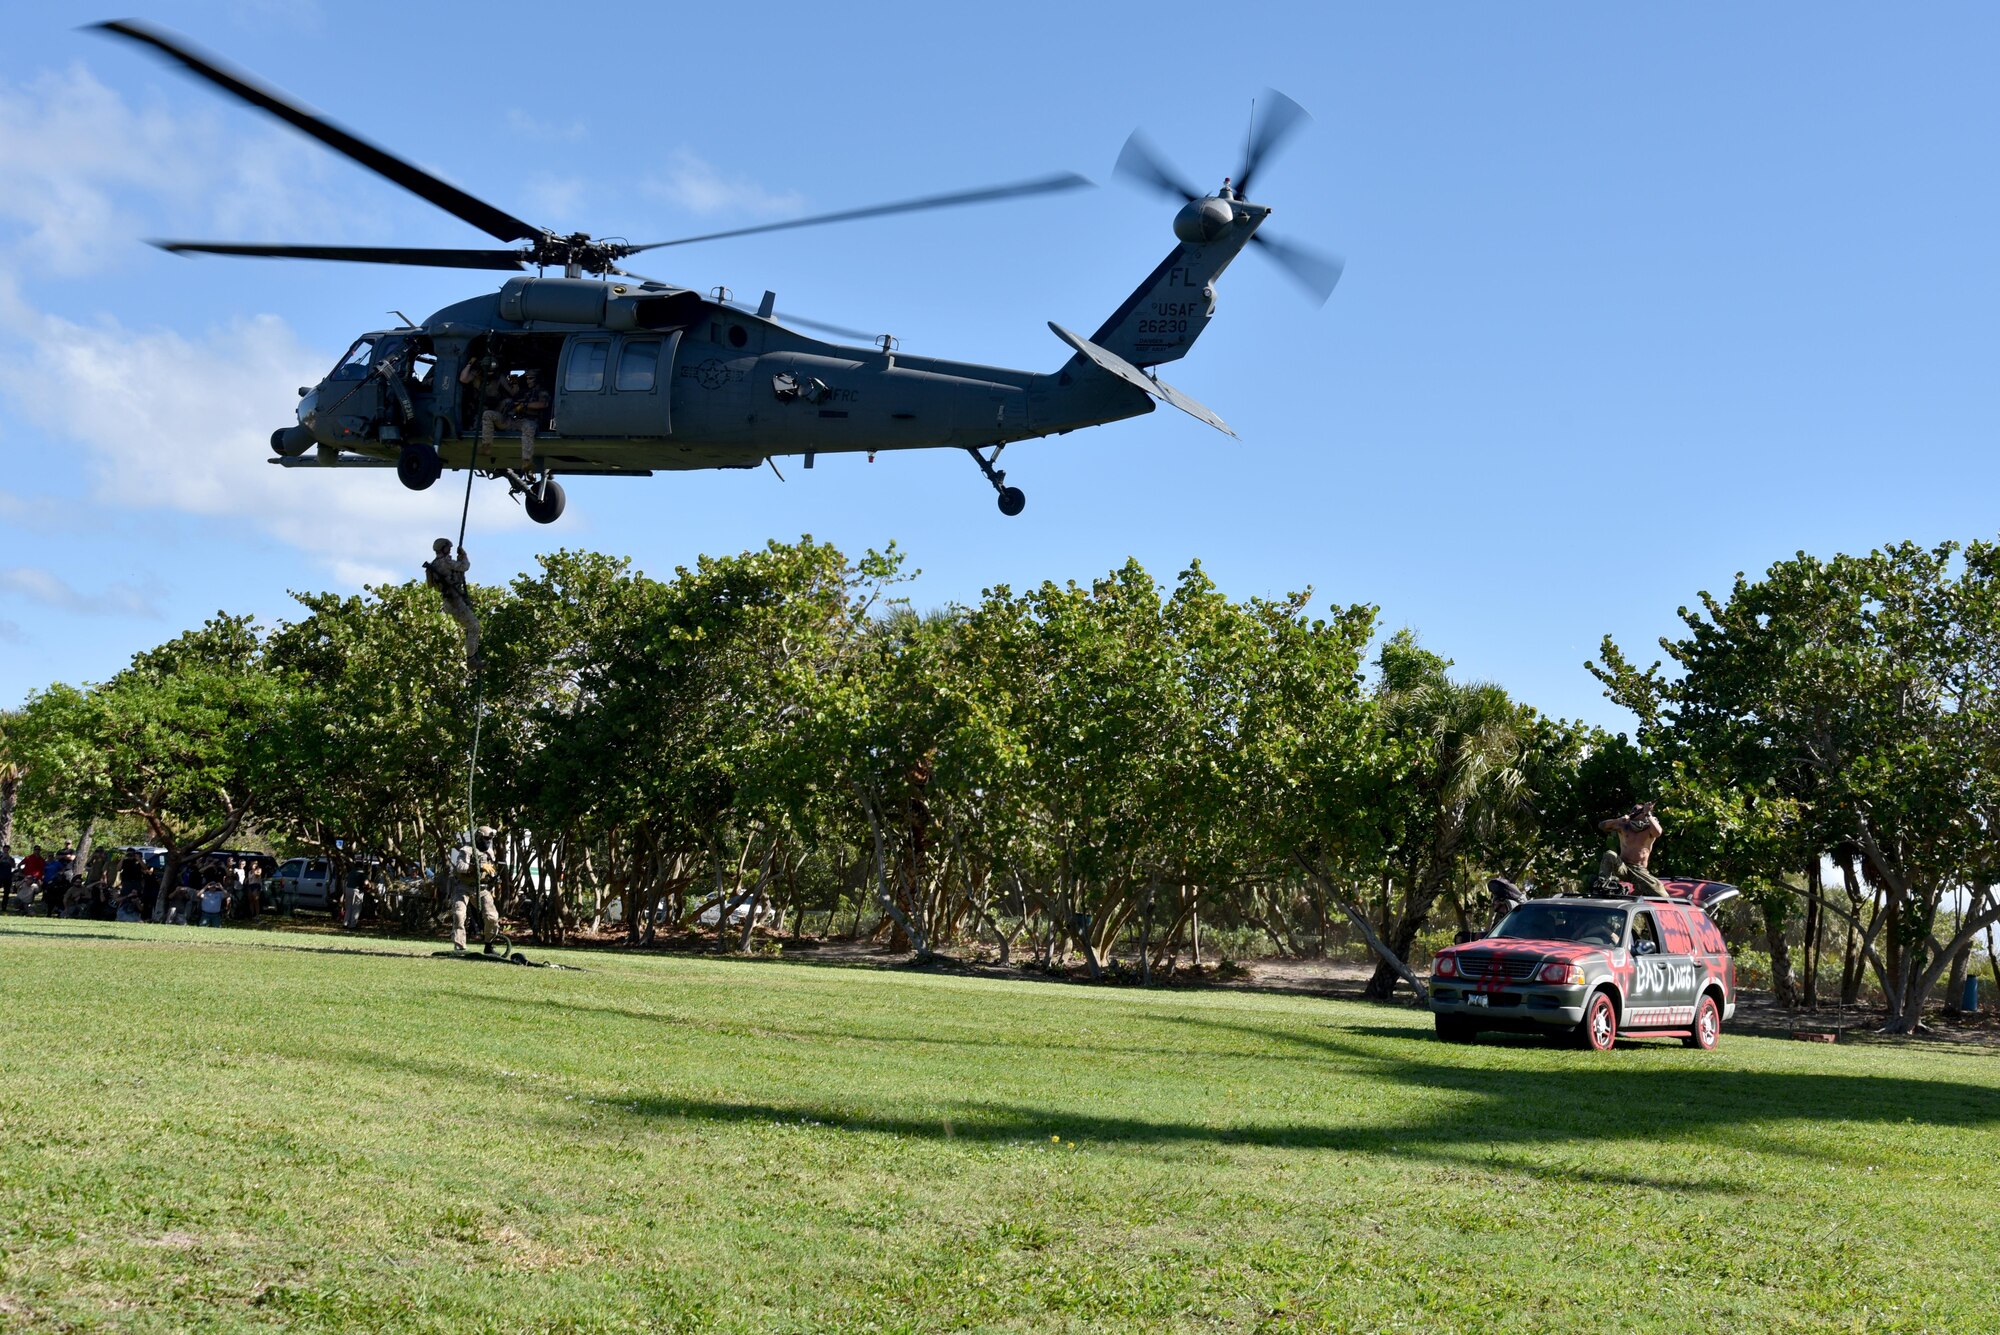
1596;801;1664;895
448;826;503;952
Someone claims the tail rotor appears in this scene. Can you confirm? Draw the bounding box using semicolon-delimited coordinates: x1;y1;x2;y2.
1114;87;1345;306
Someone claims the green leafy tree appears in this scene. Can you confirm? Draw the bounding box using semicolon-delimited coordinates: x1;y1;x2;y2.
1593;539;2000;1032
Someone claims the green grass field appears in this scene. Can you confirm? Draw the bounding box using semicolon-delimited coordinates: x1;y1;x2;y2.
1;921;1994;1333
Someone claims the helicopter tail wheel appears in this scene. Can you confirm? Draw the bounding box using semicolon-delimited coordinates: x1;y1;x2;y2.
396;442;442;491
524;478;566;525
997;486;1026;517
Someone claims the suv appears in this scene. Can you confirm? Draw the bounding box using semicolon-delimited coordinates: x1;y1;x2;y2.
1428;879;1739;1051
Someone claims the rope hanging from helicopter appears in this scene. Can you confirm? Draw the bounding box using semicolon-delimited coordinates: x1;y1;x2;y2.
456;459;480;841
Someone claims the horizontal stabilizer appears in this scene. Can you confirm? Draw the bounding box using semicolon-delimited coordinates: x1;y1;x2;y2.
1048;322;1234;437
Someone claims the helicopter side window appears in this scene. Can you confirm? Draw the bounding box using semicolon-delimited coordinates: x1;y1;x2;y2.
565;340;608;393
615;340;660;392
330;338;375;381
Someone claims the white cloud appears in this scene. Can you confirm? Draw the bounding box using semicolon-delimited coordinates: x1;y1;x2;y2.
0;567;162;619
330;557;404;589
505;109;586;143
0;276;526;585
522;174;589;227
0;64;343;277
646;149;805;221
0;490;71;534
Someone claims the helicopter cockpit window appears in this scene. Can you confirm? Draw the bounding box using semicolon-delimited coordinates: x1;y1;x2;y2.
566;340;608;393
330;338;375;381
615;340;660;392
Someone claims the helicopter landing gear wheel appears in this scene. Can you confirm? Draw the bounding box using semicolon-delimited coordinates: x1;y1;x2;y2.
966;445;1025;517
396;442;442;491
524;478;566;525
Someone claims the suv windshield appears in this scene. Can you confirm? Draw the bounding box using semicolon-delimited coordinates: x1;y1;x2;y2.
1493;903;1626;946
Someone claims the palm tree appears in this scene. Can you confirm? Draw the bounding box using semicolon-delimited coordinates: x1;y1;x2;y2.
1363;633;1532;999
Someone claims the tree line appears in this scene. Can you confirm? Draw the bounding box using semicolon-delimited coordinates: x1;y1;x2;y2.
3;535;1995;1033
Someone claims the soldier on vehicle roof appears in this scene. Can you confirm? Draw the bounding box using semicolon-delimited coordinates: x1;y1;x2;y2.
1596;800;1664;895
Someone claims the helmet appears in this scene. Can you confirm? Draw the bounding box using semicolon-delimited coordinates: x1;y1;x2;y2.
433;538;452;552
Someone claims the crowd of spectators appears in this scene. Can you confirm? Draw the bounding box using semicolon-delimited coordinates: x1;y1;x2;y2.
0;841;274;926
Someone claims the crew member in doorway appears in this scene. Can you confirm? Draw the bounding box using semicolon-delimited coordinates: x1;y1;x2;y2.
478;367;550;468
423;538;480;668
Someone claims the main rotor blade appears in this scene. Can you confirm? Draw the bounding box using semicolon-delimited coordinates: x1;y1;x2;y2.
152;241;528;270
625;173;1091;251
1234;88;1311;200
721;301;882;343
1114;130;1200;203
92;20;540;244
1250;230;1344;305
774;312;888;343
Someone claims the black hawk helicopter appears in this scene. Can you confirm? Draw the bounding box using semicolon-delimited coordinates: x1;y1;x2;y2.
93;20;1342;524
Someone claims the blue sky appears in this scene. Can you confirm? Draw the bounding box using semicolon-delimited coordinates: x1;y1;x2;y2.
1;1;1995;728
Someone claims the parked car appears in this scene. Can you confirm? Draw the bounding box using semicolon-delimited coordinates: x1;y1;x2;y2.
1428;879;1740;1051
272;858;402;912
270;857;335;909
118;846;169;872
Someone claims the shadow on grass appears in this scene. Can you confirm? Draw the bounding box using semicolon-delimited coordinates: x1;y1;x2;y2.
439;988;1189;1062
315;991;2000;1196
607;1012;1996;1192
0;921;436;964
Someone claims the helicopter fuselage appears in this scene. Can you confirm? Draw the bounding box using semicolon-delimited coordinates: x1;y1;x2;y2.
290;277;1157;478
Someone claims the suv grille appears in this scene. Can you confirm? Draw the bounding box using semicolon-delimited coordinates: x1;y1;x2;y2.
1454;952;1538;981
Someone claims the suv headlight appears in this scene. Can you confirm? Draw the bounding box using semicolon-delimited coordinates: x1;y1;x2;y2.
1434;955;1458;977
1539;962;1584;984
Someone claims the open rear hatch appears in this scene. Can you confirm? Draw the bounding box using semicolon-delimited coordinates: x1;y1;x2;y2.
1656;878;1741;909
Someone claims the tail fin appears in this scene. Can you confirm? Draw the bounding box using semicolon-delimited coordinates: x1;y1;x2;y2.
1086;200;1268;367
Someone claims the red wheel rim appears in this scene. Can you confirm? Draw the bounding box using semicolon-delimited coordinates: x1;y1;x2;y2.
1588;995;1616;1050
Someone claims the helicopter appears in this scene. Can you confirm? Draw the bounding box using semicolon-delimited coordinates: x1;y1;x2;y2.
93;20;1343;525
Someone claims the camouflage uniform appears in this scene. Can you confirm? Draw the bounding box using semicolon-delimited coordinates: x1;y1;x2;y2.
423;538;480;667
447;827;501;950
478;370;549;467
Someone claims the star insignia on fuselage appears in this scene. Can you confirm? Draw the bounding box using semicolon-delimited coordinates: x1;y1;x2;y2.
684;357;744;390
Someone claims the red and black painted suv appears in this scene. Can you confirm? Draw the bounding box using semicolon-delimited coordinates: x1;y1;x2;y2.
1428;880;1739;1051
